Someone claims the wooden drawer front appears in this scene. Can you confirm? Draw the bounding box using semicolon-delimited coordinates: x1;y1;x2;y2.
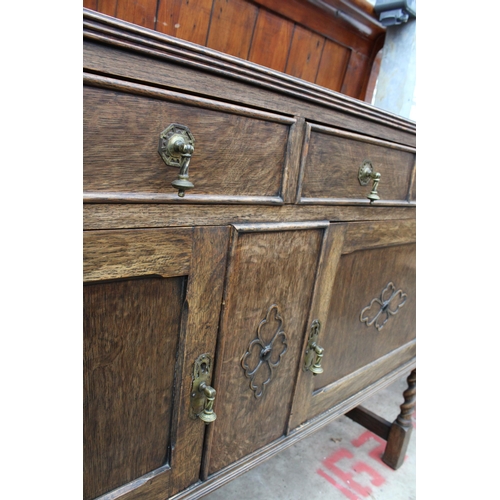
84;79;296;204
298;123;416;205
312;242;416;393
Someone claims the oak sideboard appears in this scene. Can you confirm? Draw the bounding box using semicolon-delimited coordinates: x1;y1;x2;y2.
83;8;416;500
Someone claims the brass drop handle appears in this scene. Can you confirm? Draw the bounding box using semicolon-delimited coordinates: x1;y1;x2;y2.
310;344;324;375
197;382;217;424
358;160;381;202
158;123;196;197
304;319;325;375
190;354;217;424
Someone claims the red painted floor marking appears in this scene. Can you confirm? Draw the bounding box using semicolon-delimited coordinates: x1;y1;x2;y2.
351;430;388;466
351;430;384;448
317;410;416;497
316;468;361;500
352;461;386;487
322;449;371;497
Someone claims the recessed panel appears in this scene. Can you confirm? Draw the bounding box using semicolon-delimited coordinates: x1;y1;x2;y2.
83;276;185;500
313;244;416;392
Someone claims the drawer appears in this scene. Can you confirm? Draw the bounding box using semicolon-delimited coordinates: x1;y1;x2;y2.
297;123;416;205
83;78;297;204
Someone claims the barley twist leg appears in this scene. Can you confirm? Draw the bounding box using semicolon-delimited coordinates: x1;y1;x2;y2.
382;369;416;469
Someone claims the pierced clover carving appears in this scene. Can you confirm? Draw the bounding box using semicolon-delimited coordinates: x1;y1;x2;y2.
241;304;288;398
360;282;407;332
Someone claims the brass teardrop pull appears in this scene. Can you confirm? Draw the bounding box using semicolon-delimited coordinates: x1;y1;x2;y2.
158;123;196;198
358;160;381;202
304;320;325;376
197;382;217;423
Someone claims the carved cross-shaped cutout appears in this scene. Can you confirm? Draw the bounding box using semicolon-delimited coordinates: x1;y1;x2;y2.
360;282;407;332
241;304;288;398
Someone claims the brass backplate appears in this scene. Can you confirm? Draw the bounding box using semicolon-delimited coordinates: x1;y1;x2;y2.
158;123;195;168
358;160;373;186
190;353;213;419
304;319;321;371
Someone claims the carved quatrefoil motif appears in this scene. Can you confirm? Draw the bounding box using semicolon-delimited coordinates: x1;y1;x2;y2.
360;282;407;332
241;304;288;398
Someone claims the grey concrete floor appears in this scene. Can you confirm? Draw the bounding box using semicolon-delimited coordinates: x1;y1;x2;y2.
203;373;416;499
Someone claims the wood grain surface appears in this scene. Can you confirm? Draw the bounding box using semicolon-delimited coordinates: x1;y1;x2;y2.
83;227;230;500
83;228;193;282
206;224;324;475
115;0;157;29
288;223;347;431
82;39;416;146
307;341;415;420
250;0;382;54
81;9;408;133
289;221;415;428
83;203;416;231
84;85;291;199
299;124;416;202
95;0;117;16
82;8;416;498
382;368;416;469
169;358;414;500
409;162;416;202
83;0;385;100
84;277;184;499
167;226;230;490
342;219;416;254
315;40;350;92
281;117;307;203
312;243;416;390
341;50;370;98
85;0;98;10
156;0;214;45
285;25;325;83
206;0;259;59
345;405;392;441
248;9;294;73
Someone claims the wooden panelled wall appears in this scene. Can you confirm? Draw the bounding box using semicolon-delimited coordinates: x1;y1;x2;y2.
83;0;385;101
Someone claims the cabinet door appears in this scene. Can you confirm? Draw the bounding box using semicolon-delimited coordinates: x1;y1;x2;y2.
290;220;416;429
204;221;327;476
83;226;229;500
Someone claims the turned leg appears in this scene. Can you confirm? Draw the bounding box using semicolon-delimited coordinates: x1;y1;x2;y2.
382;368;416;469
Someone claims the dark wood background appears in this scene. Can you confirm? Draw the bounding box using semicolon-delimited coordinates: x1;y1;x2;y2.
82;0;384;101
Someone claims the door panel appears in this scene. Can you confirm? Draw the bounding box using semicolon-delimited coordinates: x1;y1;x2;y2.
206;222;327;476
290;220;416;430
83;226;229;500
313;243;416;390
84;277;184;499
